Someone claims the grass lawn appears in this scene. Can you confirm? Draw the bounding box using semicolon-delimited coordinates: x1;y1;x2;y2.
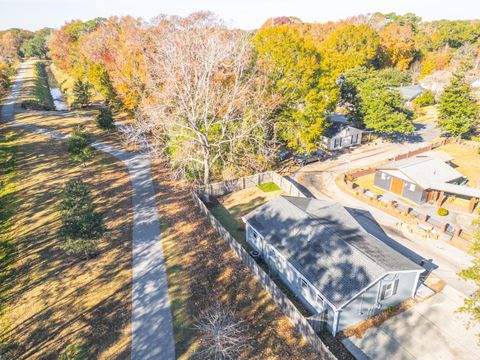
0;127;16;340
435;144;480;187
152;167;320;359
413;105;438;124
220;186;284;223
0;64;133;359
258;181;281;192
354;173;386;195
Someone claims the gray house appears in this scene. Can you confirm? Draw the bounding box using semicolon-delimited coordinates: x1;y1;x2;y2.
242;196;423;335
396;85;425;105
374;156;480;212
321;123;365;151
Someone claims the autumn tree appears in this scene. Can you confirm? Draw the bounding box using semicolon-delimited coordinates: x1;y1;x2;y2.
254;25;337;152
379;23;417;70
0;28;32;63
438;73;479;137
321;24;380;74
136;13;274;189
80;16;146;110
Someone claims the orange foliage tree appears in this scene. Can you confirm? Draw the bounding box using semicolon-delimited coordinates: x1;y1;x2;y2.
379;24;417;70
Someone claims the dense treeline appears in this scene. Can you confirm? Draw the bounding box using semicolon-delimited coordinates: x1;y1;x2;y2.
12;12;475;187
0;27;53;97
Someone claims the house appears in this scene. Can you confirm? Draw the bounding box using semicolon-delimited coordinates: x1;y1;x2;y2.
374;156;480;212
396;85;425;105
242;196;423;335
321;116;365;150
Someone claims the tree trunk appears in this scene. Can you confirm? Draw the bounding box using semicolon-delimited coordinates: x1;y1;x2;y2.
203;157;211;203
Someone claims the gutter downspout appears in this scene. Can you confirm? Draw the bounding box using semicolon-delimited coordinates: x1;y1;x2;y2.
332;310;340;336
411;272;421;298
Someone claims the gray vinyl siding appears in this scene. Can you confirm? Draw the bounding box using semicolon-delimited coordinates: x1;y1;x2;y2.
374;171;426;204
400;180;425;204
336;271;418;332
246;223;420;336
374;171;391;191
322;129;363;151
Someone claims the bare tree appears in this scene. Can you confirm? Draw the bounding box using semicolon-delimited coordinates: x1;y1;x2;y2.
193;303;252;360
135;12;274;193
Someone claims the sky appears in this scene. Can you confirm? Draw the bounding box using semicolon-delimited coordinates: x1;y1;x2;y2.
1;0;479;31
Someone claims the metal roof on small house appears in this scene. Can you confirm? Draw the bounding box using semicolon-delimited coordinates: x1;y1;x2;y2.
377;156;480;198
396;85;425;101
244;196;422;308
377;156;463;187
324;123;363;139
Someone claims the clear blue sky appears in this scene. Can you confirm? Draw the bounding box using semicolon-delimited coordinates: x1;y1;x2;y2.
1;0;479;31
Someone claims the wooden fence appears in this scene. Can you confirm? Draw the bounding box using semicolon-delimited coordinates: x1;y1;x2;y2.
196;171;308;198
192;192;336;359
348;142;442;179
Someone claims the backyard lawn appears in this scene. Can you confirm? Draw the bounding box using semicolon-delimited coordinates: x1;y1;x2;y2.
435;144;480;187
220;184;284;222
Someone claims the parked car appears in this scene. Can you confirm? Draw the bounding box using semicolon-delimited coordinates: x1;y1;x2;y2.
294;150;325;166
278;149;292;161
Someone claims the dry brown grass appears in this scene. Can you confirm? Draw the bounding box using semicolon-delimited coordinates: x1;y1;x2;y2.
435;143;480;187
423;274;447;294
1;84;133;358
220;186;284;223
151;162;322;360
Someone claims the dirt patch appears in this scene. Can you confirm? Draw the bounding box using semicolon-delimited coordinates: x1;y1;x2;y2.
151;161;322;359
0;123;132;359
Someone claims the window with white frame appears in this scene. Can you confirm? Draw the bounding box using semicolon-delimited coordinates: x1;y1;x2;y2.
409;183;416;191
301;279;308;289
381;172;386;180
316;294;324;308
381;279;399;300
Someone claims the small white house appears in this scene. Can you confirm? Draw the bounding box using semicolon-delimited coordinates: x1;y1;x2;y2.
321;124;364;151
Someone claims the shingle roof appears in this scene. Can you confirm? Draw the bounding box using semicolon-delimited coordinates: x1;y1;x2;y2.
377;156;463;188
324;123;363;138
244;196;422;308
396;85;424;101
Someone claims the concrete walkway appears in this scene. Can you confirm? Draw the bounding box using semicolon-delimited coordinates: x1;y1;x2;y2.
342;285;480;360
1;64;175;360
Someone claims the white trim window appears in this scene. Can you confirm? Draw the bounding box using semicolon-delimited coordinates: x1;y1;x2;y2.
381;279;399;300
381;172;386;180
409;183;416;192
316;294;325;309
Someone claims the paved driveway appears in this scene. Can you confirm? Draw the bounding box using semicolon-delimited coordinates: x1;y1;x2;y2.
342;285;480;360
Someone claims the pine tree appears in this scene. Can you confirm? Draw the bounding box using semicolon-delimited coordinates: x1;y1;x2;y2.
58;179;104;258
95;107;115;130
71;80;92;109
438;74;479;137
